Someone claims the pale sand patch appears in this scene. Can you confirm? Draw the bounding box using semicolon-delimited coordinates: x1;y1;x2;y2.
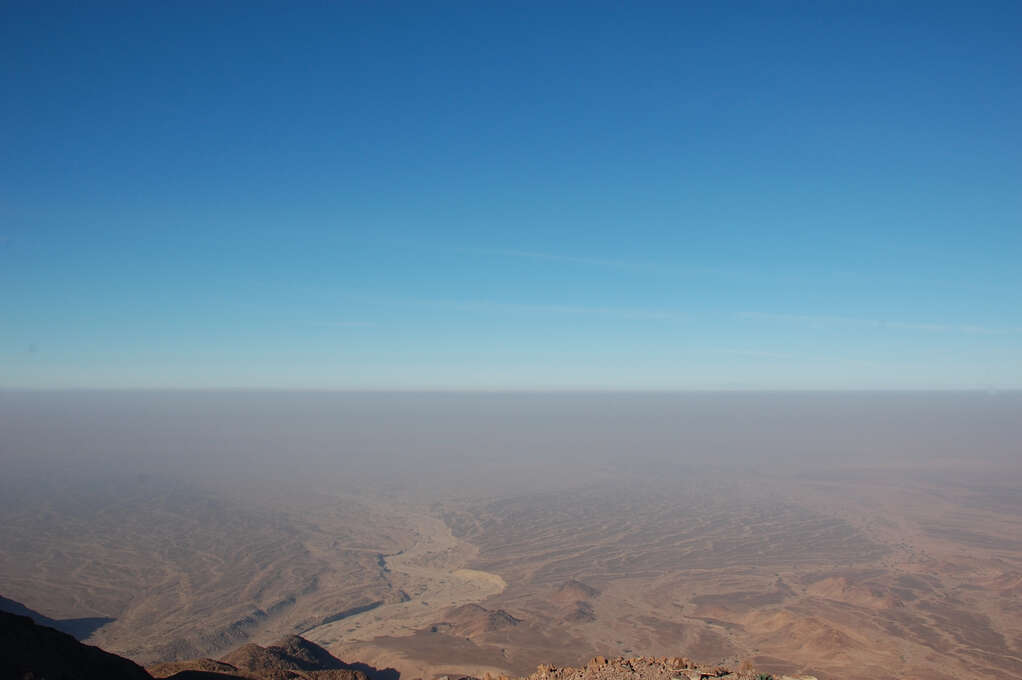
305;507;506;649
453;568;508;590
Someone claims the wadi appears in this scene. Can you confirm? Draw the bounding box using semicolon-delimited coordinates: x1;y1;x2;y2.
2;392;1020;680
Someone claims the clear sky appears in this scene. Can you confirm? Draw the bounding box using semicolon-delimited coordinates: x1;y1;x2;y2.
2;2;1020;389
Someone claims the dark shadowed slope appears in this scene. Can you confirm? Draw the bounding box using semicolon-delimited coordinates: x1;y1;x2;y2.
0;594;114;639
0;611;150;680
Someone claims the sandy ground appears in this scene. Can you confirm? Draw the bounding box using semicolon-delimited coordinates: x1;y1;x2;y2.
305;508;506;649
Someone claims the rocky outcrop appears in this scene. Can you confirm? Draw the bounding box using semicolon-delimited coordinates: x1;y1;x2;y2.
148;658;242;678
219;636;367;680
551;580;600;604
433;604;523;637
551;580;601;623
519;656;814;680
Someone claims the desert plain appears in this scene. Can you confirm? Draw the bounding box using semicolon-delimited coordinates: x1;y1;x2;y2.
1;391;1020;680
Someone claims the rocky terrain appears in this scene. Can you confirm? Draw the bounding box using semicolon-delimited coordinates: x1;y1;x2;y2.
1;608;800;680
4;471;1022;680
1;608;376;680
518;656;815;680
148;634;374;680
4;394;1022;680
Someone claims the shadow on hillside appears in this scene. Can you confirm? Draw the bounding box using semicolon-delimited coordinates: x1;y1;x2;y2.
54;616;116;639
0;595;114;640
339;660;400;680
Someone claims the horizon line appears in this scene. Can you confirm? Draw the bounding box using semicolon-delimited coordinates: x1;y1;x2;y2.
1;387;1018;394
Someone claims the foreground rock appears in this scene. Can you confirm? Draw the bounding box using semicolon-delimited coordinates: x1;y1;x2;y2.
146;657;243;678
0;611;151;680
516;656;816;680
216;635;368;680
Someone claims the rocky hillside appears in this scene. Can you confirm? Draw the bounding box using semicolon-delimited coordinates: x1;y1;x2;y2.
0;608;370;680
516;656;815;680
1;605;811;680
149;634;371;680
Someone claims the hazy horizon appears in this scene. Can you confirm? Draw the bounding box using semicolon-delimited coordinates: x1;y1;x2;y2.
2;4;1021;678
4;390;1019;496
3;388;1021;679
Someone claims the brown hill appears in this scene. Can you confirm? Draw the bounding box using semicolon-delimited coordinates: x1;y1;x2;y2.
551;580;600;605
804;576;903;610
221;642;307;674
550;579;600;623
434;604;523;637
218;636;367;680
148;658;241;678
563;601;596;623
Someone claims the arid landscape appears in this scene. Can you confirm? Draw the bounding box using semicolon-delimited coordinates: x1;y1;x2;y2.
2;393;1020;680
5;1;1020;678
5;466;1022;680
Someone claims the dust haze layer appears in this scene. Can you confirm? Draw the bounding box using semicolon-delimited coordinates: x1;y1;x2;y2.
1;391;1021;680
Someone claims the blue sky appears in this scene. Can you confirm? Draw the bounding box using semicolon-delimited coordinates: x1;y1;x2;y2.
2;2;1020;389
